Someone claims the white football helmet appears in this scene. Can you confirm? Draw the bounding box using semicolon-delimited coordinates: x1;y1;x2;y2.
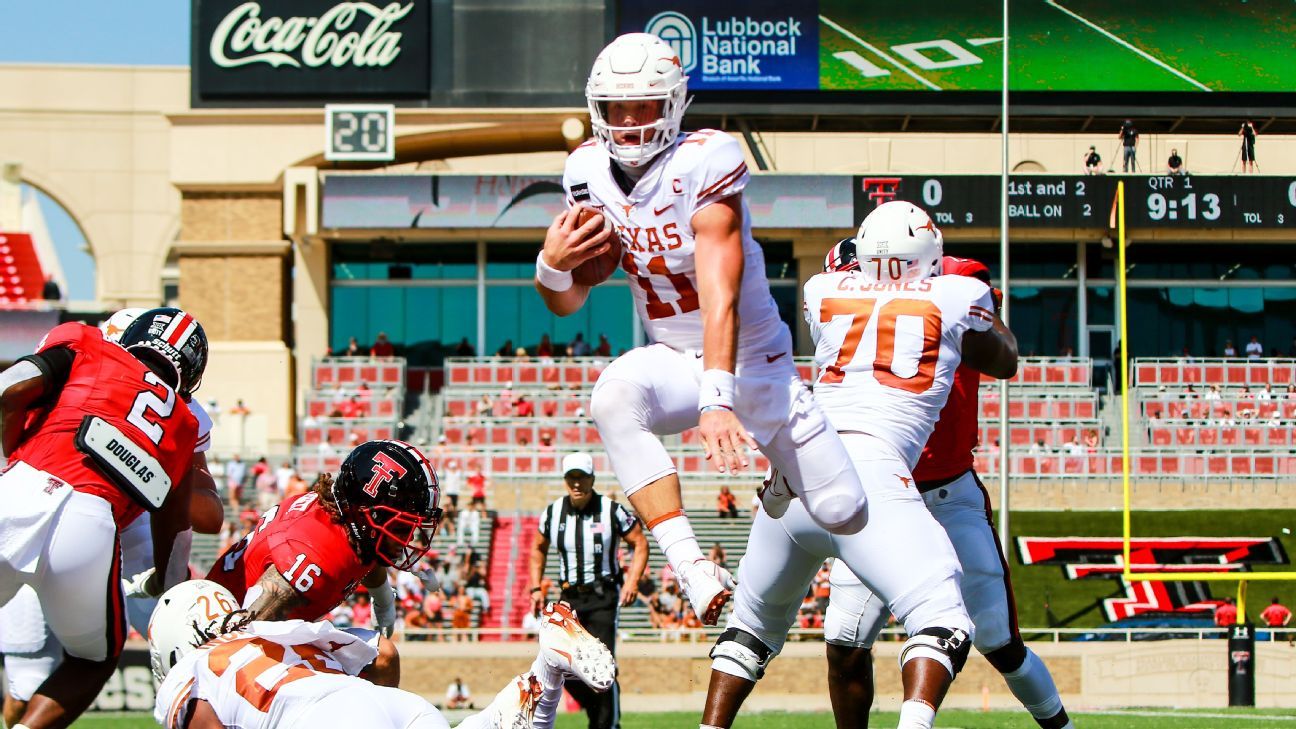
853;201;944;283
586;33;690;168
99;307;146;342
148;579;243;683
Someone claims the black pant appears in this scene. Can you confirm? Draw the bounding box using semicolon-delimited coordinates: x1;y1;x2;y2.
561;588;619;729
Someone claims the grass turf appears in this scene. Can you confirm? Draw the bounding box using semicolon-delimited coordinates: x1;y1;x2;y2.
74;708;1296;728
817;0;1295;92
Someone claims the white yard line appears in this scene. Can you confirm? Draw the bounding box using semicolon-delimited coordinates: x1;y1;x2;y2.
819;14;942;91
1046;0;1212;91
1087;709;1296;722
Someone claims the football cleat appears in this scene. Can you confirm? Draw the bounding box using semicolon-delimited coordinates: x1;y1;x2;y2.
758;467;794;519
491;673;543;729
539;601;617;692
679;558;736;626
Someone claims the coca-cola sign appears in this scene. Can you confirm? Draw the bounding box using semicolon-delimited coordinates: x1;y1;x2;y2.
193;0;430;104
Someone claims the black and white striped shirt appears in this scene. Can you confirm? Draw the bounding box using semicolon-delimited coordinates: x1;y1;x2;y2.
539;493;638;588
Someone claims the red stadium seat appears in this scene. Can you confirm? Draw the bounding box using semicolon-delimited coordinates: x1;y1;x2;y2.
1220;428;1239;446
1243;428;1263;446
1203;366;1224;384
449;367;469;385
1255;456;1276;475
1207;457;1227;474
1198;428;1218;446
1226;366;1247;385
1152;428;1172;446
1136;364;1158;385
1231;456;1252;475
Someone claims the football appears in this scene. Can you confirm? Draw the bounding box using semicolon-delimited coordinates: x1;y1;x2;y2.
572;235;622;287
571;206;620;286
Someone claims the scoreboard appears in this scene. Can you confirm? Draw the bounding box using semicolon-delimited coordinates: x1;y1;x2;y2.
852;175;1296;229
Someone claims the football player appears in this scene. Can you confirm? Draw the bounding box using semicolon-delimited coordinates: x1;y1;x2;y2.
205;439;442;684
699;202;1019;729
535;32;866;625
0;308;206;729
823;256;1075;729
0;307;223;727
149;580;617;729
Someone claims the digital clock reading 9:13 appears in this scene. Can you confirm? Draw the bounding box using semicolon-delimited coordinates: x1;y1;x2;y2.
1146;189;1222;222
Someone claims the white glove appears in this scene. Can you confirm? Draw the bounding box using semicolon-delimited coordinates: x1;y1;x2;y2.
371;582;397;638
420;570;441;594
122;568;162;599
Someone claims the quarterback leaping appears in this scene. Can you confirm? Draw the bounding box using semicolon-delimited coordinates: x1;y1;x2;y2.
535;32;867;625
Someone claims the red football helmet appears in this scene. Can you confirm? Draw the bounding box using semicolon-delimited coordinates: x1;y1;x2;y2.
333;440;443;570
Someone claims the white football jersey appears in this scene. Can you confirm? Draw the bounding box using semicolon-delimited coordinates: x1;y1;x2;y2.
155;620;377;729
803;273;995;467
564;130;789;360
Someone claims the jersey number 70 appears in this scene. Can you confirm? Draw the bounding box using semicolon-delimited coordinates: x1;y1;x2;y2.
819;298;941;394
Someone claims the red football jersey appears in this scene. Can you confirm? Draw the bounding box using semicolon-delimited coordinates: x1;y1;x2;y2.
12;322;197;527
913;257;991;483
207;492;370;621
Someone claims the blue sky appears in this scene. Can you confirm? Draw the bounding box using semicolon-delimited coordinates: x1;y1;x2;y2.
0;1;189;66
4;1;189;301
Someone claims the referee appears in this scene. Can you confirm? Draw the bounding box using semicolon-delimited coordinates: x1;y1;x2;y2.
530;452;648;729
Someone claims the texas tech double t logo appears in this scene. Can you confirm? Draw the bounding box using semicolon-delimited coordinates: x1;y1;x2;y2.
1016;537;1288;621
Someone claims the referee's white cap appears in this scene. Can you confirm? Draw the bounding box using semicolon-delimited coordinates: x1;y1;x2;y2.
562;452;595;476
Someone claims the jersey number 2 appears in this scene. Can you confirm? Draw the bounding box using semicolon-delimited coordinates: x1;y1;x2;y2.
623;253;699;320
127;371;176;445
819;298;942;393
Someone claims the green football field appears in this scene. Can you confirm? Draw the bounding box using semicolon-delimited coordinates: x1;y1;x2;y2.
73;707;1296;728
817;0;1296;92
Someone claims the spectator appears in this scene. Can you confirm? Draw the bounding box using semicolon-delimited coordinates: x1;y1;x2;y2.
441;459;463;510
1239;120;1258;173
1260;597;1292;628
450;592;474;640
254;459;279;511
41;275;61;302
1239;385;1254;399
1029;438;1048;454
514;347;530;361
515;393;535;418
537;334;554;359
371;332;395;358
446;677;474;709
454;337;476;357
1118;120;1139;172
352;593;373;629
1246;336;1264;359
284;471;309;500
1287;385;1296;400
709;543;728;573
716;485;739;519
538;432;556;452
1166;148;1185;175
1082;145;1103;175
571;332;591;357
1184;383;1198;399
1206;384;1222;401
1223;340;1237;357
318;434;338;457
1215;597;1238;627
225;454;247;509
594;333;612;357
495;339;514;358
230;399;252;416
468;467;488;510
1083;429;1100;450
344;336;362;356
274;460;295;495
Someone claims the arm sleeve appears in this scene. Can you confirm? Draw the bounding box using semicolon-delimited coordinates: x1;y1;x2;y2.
188;398;213;454
689;133;750;215
154;671;198;729
802;278;827;344
961;280;996;334
273;538;346;598
17;346;76;405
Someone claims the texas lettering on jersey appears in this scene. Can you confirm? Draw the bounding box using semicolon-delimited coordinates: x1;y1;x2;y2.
804;273;995;468
563;130;787;359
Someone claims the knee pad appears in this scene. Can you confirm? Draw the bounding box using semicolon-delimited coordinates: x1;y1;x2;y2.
709;628;776;682
809;493;867;535
899;627;971;680
589;379;646;432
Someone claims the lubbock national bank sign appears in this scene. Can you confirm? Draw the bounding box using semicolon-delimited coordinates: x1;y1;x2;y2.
619;1;818;90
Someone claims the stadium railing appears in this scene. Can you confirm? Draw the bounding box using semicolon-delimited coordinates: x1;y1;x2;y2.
1133;358;1296;388
312;357;407;390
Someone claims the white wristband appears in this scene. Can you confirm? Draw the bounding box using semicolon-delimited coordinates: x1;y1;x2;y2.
698;369;736;411
535;251;574;293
